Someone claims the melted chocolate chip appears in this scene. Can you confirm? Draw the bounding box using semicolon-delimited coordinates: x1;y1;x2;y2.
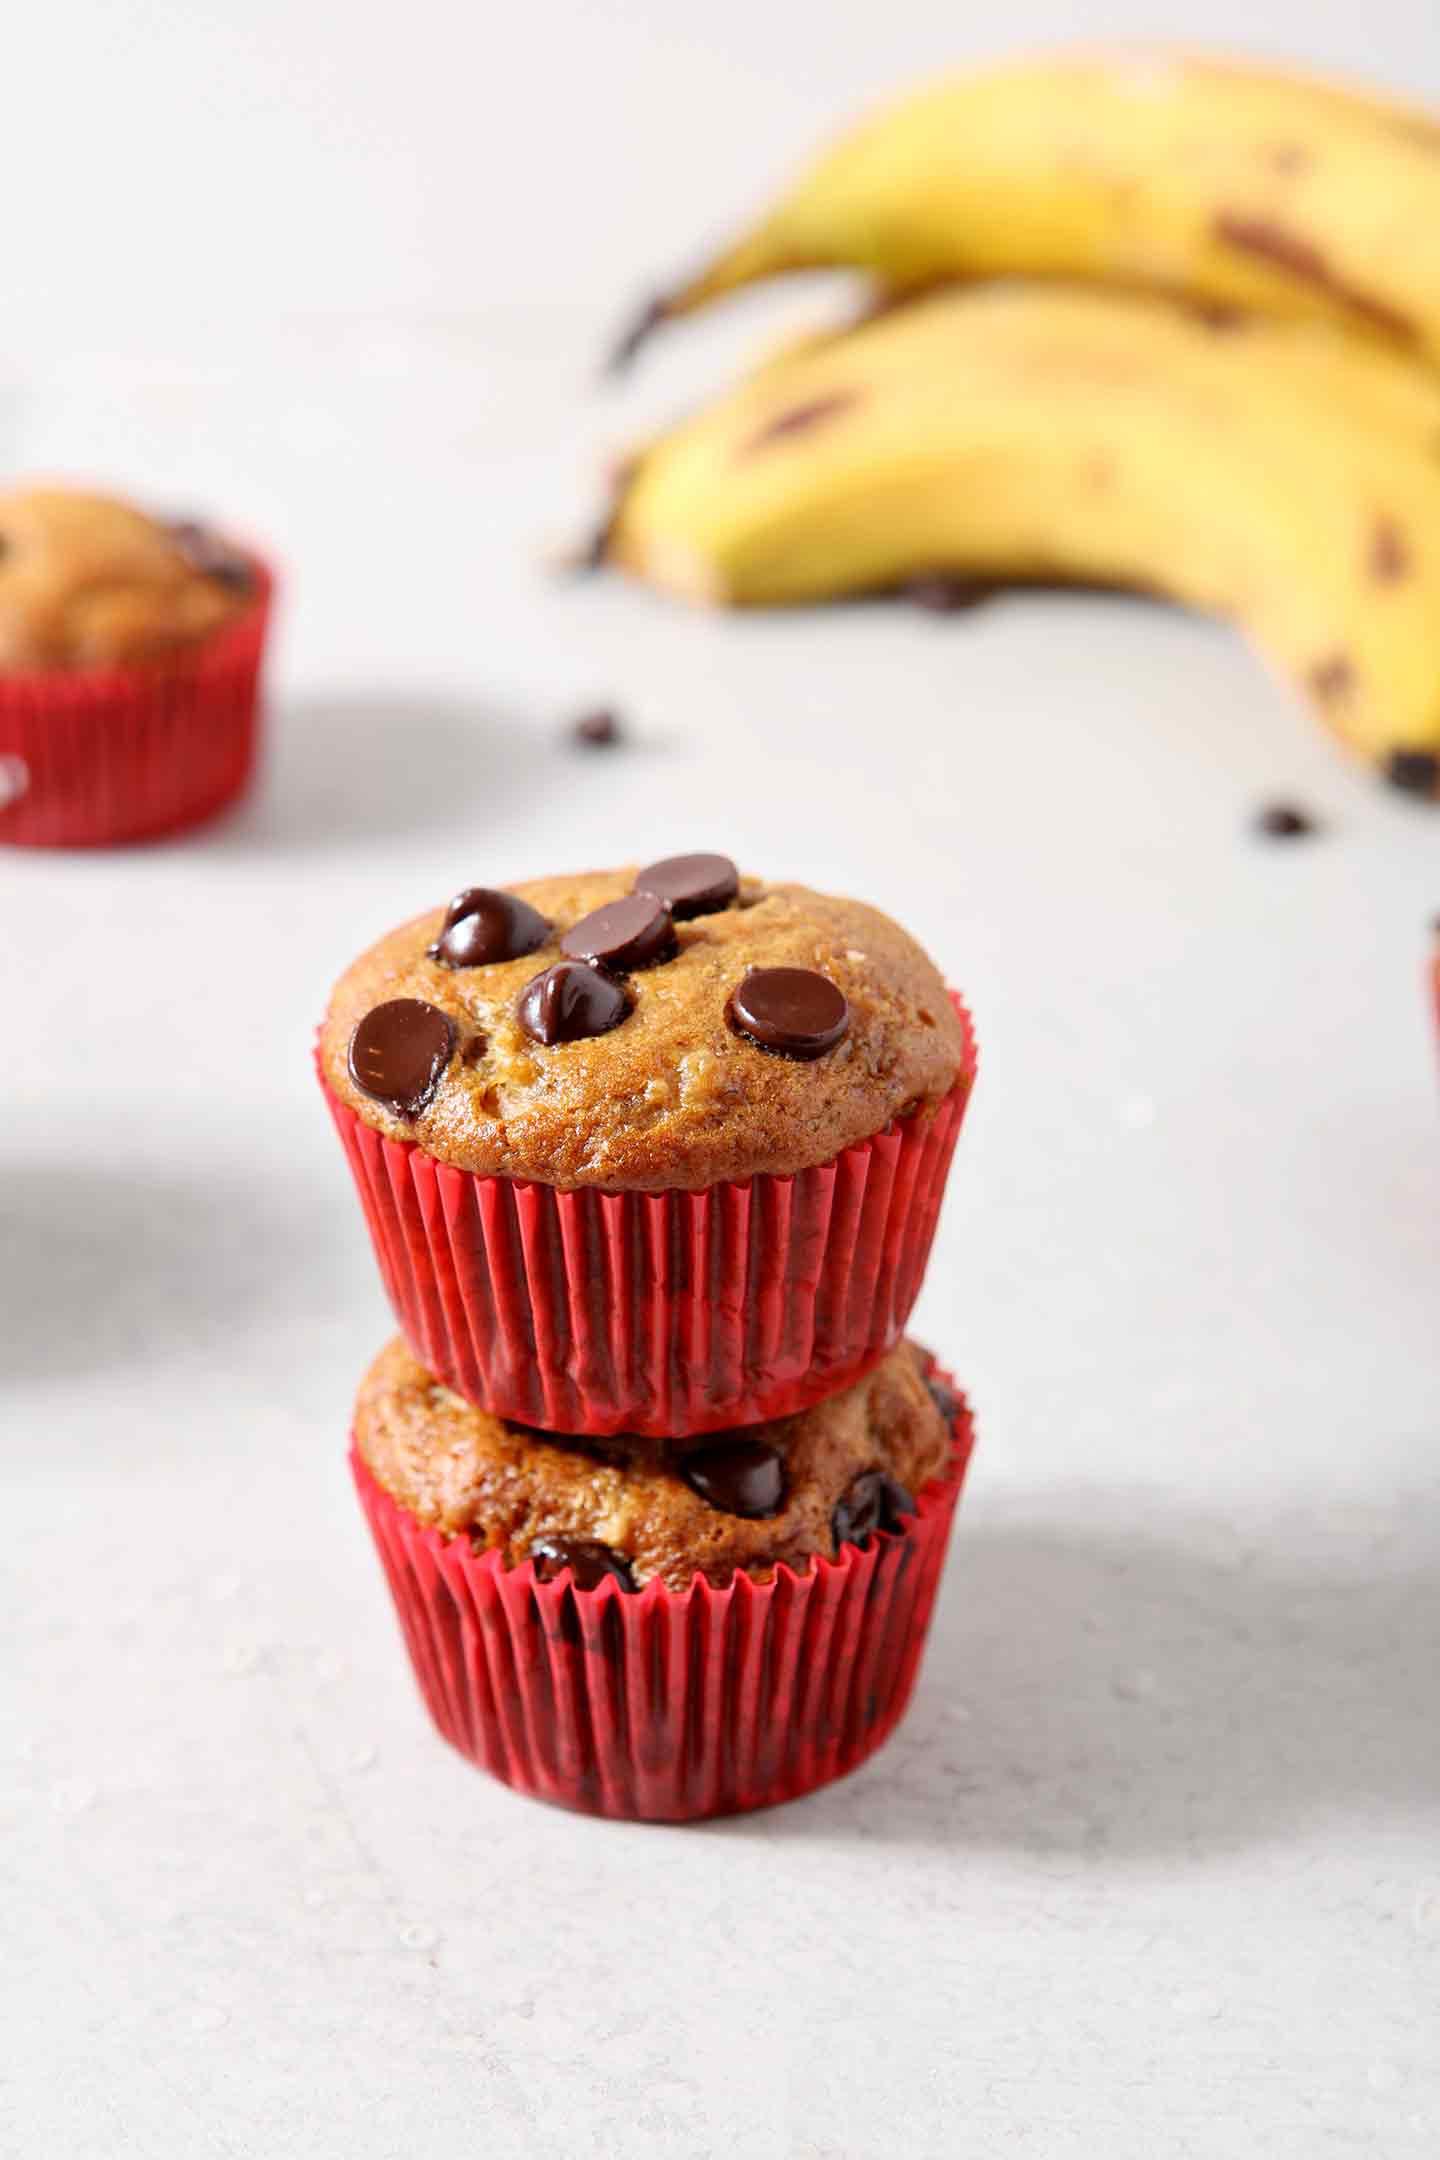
530;1538;635;1592
634;852;739;920
573;708;622;747
348;999;456;1117
167;519;254;593
923;1372;960;1425
728;967;850;1060
428;887;549;970
831;1471;916;1552
518;960;631;1045
1385;749;1440;799
680;1437;786;1519
1255;802;1318;839
560;893;676;972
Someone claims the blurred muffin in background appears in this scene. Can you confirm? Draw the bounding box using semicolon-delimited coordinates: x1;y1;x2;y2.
0;483;273;846
0;487;253;672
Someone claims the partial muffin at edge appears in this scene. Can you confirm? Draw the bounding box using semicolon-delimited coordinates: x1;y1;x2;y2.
354;1334;956;1590
321;866;966;1190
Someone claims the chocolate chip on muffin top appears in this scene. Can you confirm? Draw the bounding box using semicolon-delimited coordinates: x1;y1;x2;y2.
354;1335;956;1590
323;862;968;1191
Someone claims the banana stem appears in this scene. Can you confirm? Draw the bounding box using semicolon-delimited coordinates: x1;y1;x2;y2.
607;227;820;372
606;294;672;375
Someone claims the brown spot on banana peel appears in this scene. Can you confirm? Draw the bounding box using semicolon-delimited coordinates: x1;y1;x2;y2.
1369;517;1412;584
903;563;1168;613
1193;300;1247;333
1212;213;1416;344
904;573;999;613
1265;143;1311;176
1309;653;1357;704
739;390;861;457
1390;113;1440;154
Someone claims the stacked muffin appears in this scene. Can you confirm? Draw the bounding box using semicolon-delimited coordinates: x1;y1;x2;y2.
0;485;273;846
319;856;978;1819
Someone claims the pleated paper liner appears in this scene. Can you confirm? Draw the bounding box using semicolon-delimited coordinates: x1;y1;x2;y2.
351;1369;974;1822
0;562;274;847
321;989;975;1438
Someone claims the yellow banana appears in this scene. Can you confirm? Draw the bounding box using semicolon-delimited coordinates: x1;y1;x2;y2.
613;50;1440;375
601;284;1440;792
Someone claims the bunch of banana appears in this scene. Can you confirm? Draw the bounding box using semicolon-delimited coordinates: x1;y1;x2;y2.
598;50;1440;794
599;284;1440;787
613;51;1440;371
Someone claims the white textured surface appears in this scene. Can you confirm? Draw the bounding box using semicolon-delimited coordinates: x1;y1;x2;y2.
4;5;1440;2154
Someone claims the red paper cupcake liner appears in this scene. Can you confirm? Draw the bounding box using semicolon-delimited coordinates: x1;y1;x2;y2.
351;1371;974;1822
320;991;975;1438
0;563;274;847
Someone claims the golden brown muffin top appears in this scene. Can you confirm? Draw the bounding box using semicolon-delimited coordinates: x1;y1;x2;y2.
0;485;255;672
355;1334;957;1590
320;864;968;1190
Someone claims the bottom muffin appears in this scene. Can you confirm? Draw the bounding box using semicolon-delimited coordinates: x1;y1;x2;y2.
350;1337;975;1820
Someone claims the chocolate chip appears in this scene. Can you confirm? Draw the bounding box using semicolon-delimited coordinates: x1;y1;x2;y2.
1385;749;1439;799
728;967;850;1060
560;893;676;971
1254;802;1318;839
923;1372;960;1424
518;960;632;1045
634;852;739;920
572;708;622;748
348;999;456;1117
530;1538;635;1592
428;887;549;970
831;1471;916;1552
680;1437;786;1519
167;519;254;593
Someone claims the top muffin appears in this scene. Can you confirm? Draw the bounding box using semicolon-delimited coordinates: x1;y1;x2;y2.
321;859;968;1190
0;486;255;672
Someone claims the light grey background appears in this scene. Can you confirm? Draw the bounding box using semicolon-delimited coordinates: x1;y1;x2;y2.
3;5;1439;2156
